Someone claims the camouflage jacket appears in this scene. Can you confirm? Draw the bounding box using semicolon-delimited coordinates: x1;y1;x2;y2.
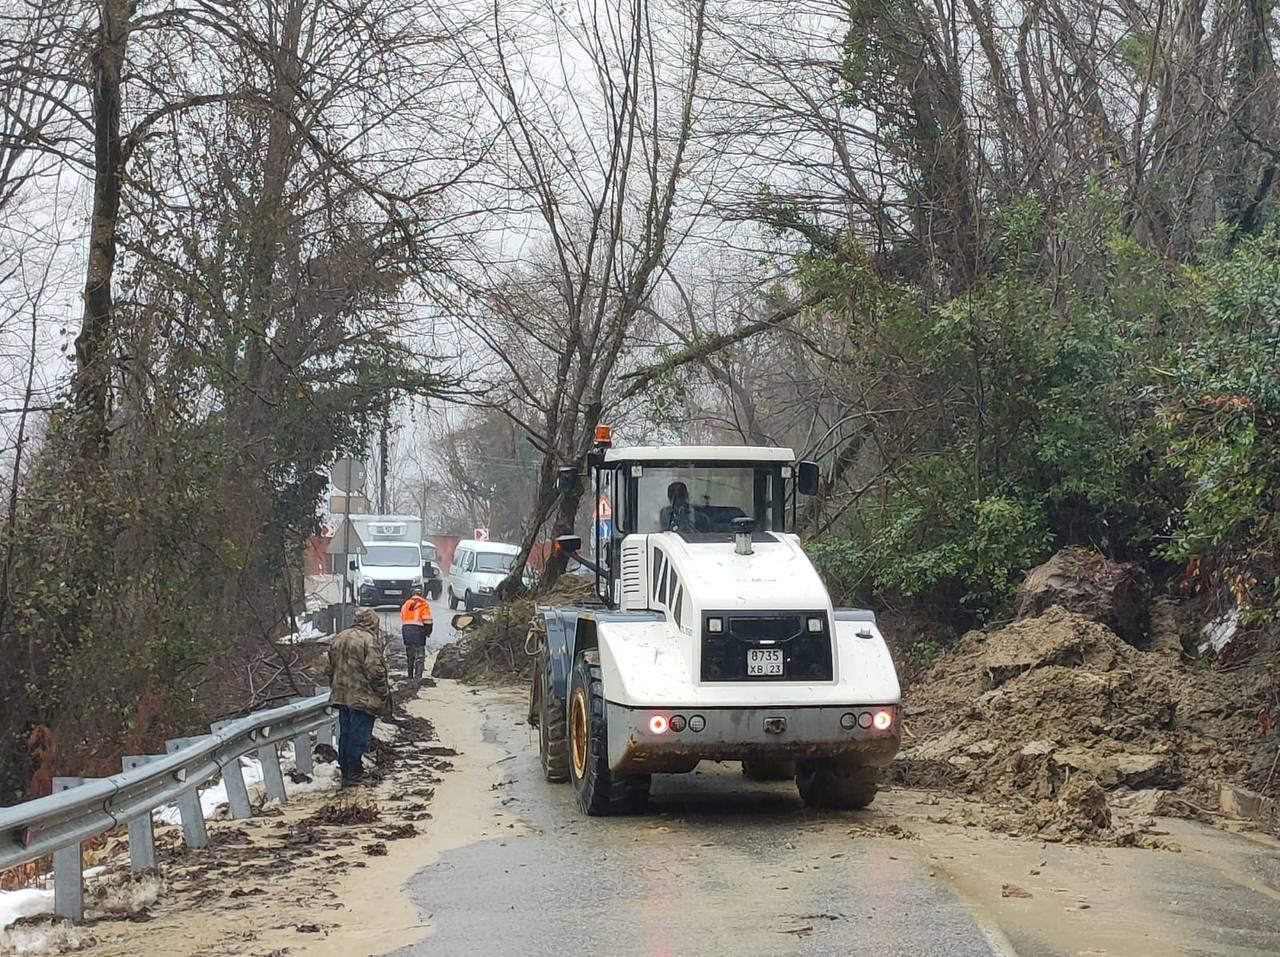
326;615;390;717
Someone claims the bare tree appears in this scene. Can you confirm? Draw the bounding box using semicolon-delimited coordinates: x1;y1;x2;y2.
462;0;710;589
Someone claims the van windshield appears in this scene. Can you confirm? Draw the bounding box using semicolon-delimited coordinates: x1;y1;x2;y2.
475;551;516;573
362;544;420;567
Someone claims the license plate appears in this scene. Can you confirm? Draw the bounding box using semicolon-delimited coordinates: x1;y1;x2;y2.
386;589;402;596
746;648;784;676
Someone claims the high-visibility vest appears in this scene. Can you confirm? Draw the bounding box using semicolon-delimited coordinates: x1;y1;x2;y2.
400;595;431;626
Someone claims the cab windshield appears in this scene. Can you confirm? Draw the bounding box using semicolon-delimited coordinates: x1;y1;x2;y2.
629;464;785;535
362;544;421;566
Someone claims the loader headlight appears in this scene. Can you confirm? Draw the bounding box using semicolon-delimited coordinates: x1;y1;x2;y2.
807;616;823;633
707;617;723;634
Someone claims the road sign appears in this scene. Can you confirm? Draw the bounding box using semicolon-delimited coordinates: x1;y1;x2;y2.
596;495;613;541
473;527;489;541
331;457;367;493
327;518;367;555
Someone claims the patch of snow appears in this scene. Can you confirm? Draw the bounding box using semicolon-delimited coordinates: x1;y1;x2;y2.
156;754;266;825
1200;608;1240;653
288;765;341;796
0;888;52;931
88;873;165;916
0;917;81;955
280;617;329;644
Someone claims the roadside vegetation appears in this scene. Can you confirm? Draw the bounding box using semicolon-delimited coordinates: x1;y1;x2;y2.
1;0;1278;812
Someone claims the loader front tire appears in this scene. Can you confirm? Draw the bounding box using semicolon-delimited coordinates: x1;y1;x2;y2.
795;760;879;810
538;650;569;783
568;650;649;815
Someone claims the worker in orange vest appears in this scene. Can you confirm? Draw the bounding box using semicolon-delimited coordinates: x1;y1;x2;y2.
400;587;433;683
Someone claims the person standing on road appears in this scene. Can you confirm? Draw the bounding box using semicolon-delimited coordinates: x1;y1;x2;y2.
326;607;391;787
400;588;433;682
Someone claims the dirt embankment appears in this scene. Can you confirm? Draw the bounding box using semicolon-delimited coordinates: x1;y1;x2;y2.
897;606;1278;845
433;574;600;684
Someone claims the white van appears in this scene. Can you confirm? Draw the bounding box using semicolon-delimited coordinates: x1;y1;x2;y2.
448;540;521;610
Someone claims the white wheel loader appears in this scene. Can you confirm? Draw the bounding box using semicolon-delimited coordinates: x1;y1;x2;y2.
529;428;902;815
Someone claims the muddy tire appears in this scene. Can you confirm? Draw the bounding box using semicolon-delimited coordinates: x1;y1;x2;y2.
538;651;570;783
568;650;649;815
742;758;796;781
448;587;459;611
795;760;879;809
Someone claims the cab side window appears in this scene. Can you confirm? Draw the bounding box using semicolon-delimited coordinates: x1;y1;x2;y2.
464;551;476;572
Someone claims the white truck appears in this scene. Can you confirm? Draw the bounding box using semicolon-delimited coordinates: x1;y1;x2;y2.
344;514;425;607
528;431;902;815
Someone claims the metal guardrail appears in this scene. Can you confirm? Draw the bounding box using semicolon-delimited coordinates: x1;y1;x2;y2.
0;689;336;922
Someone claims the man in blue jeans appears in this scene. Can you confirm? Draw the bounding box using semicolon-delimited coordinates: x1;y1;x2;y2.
325;607;391;787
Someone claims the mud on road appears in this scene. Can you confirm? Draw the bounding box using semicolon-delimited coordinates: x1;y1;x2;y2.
15;668;1280;957
387;687;1280;957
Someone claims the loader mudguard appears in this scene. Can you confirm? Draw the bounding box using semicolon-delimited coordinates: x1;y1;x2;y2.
538;606;666;704
538;607;578;704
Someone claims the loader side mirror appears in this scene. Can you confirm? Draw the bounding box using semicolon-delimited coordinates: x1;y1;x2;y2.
797;460;820;496
555;467;579;494
555;534;582;554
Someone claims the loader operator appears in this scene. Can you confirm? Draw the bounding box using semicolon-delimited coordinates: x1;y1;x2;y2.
400;588;433;682
661;480;705;532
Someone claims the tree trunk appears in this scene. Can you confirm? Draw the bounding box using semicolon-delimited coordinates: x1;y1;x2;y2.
379;417;389;513
539;480;585;589
73;0;131;466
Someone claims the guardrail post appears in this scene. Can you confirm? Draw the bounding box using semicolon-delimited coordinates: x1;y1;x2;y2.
315;687;336;749
165;738;209;849
258;738;288;804
51;777;85;922
120;756;162;870
210;720;254;820
292;731;314;776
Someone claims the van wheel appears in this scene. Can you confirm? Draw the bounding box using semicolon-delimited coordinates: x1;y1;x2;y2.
742;758;796;781
795;760;879;809
568;650;649;815
537;651;569;783
464;589;473;611
448;588;459;611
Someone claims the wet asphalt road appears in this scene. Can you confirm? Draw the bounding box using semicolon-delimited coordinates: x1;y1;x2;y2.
370;622;1280;957
386;700;1011;957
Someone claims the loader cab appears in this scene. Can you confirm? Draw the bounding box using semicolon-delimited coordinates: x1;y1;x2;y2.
566;434;820;609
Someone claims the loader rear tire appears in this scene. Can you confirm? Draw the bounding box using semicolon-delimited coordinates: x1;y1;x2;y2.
568;650;649;815
742;758;796;781
538;651;569;783
795;760;879;810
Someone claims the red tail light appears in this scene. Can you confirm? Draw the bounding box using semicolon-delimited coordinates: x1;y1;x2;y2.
872;709;893;731
648;714;669;735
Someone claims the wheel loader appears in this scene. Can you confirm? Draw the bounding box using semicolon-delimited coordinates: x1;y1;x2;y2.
529;428;902;815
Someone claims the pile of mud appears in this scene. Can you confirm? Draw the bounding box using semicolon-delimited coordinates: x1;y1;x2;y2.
433;574;600;684
897;607;1276;845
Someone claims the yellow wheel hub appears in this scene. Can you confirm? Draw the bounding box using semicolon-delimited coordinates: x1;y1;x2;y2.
570;687;589;779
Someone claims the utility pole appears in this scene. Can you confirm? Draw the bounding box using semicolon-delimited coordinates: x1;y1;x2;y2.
378;414;389;513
